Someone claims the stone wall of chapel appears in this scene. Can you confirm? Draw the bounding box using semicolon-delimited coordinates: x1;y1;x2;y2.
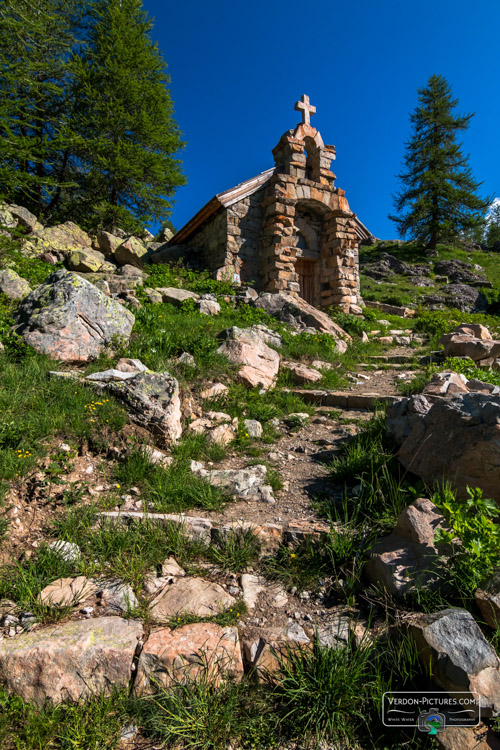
226;188;266;286
180;210;228;273
180;189;265;284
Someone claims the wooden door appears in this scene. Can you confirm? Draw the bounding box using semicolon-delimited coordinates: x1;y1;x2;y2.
296;258;316;305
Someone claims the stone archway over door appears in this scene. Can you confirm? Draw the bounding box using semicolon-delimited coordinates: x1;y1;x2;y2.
296;258;317;305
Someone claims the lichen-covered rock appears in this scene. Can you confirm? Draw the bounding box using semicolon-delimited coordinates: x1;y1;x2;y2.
0;203;17;229
106;370;182;445
24;222;92;260
114;236;147;268
66;248;108;273
96;230;123;258
134;623;243;694
191;461;274;502
0;616;143;705
0;269;31;300
13;269;135;362
8;204;43;232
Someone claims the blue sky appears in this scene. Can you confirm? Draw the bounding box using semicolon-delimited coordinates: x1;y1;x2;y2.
143;0;499;239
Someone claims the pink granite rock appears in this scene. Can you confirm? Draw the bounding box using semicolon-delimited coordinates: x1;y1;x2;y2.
0;616;142;705
134;623;243;694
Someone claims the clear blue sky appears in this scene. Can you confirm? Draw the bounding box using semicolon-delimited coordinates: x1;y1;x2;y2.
143;0;499;239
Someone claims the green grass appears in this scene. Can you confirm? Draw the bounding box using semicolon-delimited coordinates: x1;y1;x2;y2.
360;239;500;316
0;509;206;609
208;528;261;572
52;506;206;589
0;688;130;750
132;673;276;750
113;448;227;513
0;354;127;481
397;369;431;395
263;510;372;602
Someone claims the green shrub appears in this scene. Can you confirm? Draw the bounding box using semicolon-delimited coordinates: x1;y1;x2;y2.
144;261;236;296
433;485;500;595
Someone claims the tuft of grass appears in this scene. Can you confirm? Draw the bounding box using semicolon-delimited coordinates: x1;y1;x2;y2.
397;370;431;396
132;673;275;750
0;545;77;623
263;512;371;603
0;687;130;750
167;601;247;631
208;529;261;572
269;638;378;746
113;448;227;513
172;433;227;463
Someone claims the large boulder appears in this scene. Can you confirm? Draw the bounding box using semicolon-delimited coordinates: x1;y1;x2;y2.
253;292;350;340
114;236;148;268
409;609;500;716
23;222;92;260
13;269;135;362
0;269;31;300
217;328;280;390
96;230;123;258
8;204;43;232
364;498;451;595
66;248;109;273
106;370;182;445
134;623;243;694
439;335;500;362
0;616;143;705
386;393;500;502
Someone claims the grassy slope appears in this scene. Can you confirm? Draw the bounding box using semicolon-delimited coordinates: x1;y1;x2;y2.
360;239;500;309
2;250;500;748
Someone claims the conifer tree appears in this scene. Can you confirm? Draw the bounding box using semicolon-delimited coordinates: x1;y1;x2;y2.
70;0;185;232
0;0;86;218
485;202;500;248
390;75;489;249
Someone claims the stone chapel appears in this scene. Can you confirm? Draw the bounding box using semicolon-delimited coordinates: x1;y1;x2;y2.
164;96;371;313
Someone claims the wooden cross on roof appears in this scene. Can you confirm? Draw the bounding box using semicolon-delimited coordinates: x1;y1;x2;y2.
294;94;316;126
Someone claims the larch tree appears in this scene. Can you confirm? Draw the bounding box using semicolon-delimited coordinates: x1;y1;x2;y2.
0;0;87;219
70;0;186;233
485;201;500;248
389;74;490;249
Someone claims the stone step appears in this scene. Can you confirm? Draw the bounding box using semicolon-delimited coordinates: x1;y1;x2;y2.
357;362;420;371
97;512;331;548
291;389;399;409
364;354;416;364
